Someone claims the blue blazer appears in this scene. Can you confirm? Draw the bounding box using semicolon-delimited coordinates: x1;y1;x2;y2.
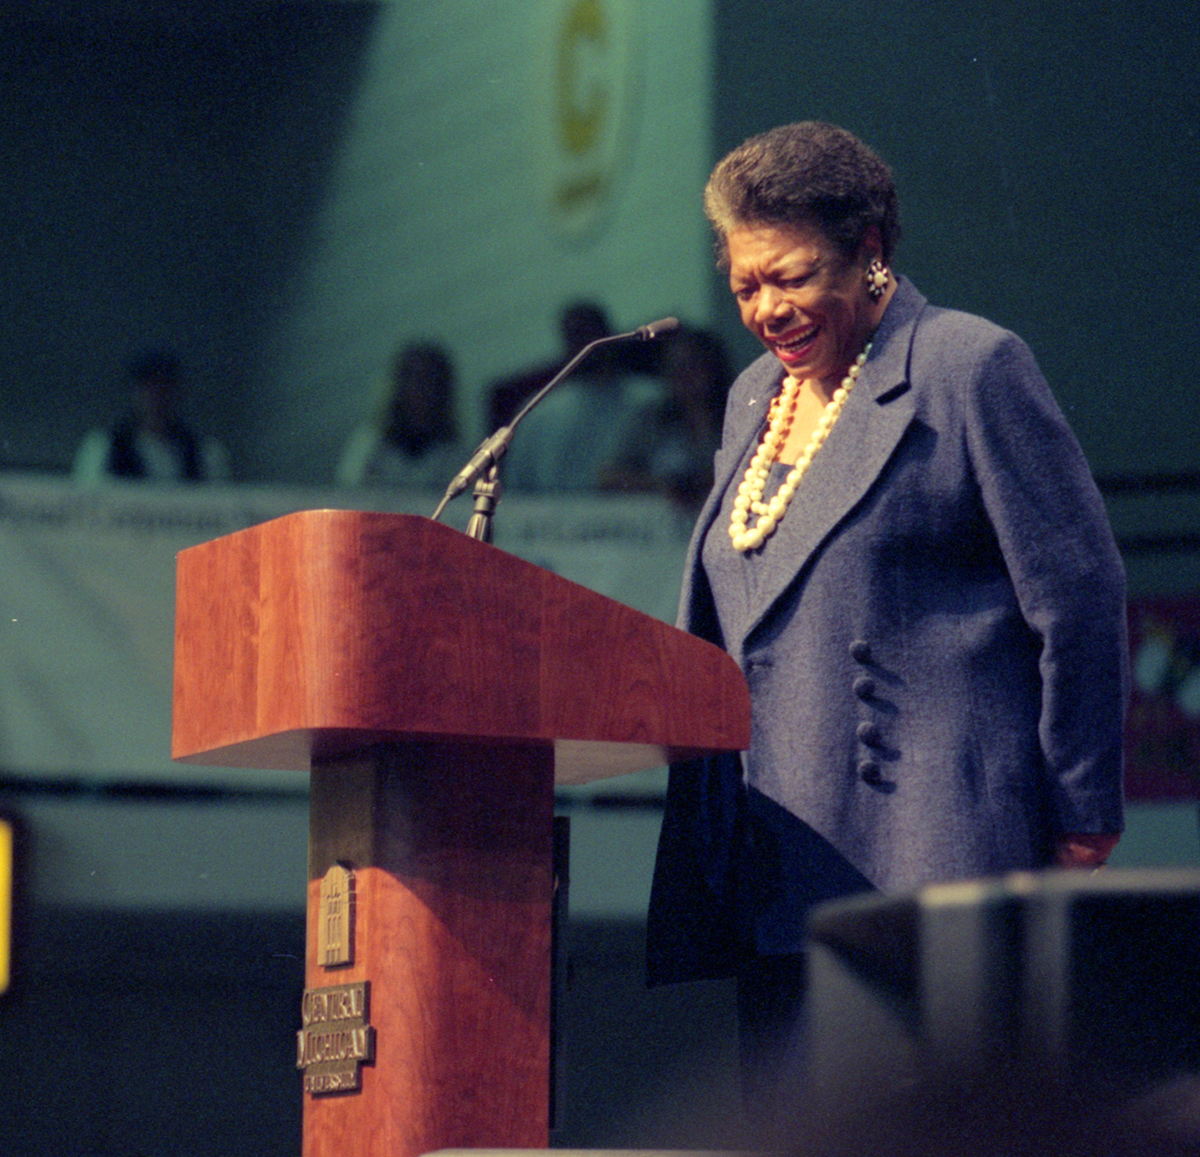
647;278;1127;984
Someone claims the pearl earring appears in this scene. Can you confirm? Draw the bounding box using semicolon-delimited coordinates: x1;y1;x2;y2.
866;258;889;302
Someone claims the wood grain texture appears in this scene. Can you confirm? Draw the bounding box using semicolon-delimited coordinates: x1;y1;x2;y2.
172;510;749;781
169;509;751;1156
303;744;554;1157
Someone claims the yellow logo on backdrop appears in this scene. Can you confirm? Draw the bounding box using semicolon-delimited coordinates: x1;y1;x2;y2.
541;0;641;240
557;0;608;156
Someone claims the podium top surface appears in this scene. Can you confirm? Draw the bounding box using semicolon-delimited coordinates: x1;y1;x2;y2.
172;510;749;782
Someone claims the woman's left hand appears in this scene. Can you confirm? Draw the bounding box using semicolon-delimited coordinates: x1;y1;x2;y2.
1054;832;1120;869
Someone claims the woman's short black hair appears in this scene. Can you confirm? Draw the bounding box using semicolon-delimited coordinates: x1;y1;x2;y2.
703;121;902;267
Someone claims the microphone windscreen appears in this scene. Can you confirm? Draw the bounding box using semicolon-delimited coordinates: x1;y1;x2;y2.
636;317;680;340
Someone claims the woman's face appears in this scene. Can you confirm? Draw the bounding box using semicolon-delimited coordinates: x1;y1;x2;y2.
726;221;883;385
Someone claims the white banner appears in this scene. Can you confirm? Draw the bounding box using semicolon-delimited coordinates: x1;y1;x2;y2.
0;475;692;789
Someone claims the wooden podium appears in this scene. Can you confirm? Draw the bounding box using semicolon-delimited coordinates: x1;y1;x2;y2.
171;510;749;1157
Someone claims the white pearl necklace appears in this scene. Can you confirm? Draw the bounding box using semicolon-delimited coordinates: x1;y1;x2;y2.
728;344;872;552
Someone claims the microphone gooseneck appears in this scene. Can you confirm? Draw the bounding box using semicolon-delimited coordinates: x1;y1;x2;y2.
430;316;681;525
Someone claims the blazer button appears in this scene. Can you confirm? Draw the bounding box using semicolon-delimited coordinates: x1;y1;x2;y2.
852;675;876;700
856;720;882;746
849;639;872;663
859;759;883;784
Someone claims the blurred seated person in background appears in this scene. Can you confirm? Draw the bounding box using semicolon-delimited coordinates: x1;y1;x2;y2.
336;341;463;489
500;301;664;493
73;350;231;484
599;324;731;512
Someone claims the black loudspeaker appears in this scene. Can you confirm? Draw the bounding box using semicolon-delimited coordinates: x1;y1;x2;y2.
805;868;1200;1087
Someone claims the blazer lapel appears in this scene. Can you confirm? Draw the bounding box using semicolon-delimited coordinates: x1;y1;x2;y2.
740;279;926;643
679;354;781;633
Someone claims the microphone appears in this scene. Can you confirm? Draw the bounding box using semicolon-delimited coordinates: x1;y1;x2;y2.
431;316;680;522
634;317;680;340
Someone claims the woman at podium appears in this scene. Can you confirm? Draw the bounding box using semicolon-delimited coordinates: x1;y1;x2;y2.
647;122;1127;1096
